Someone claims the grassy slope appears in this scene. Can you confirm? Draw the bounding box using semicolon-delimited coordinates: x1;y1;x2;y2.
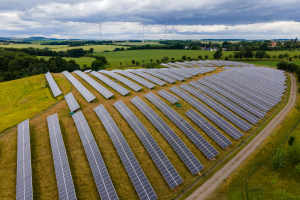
0;75;70;133
0;66;289;200
206;77;300;200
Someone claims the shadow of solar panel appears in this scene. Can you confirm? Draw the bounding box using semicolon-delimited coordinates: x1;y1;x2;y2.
141;70;176;84
62;71;96;102
94;105;157;200
157;89;179;104
169;86;243;140
128;70;166;86
186;110;232;149
45;72;62;97
179;84;252;131
144;92;219;159
73;70;114;99
130;96;204;174
197;79;267;118
47;114;77;200
90;71;129;96
72;111;118;200
189;81;260;124
116;71;155;89
101;71;142;92
114;100;183;189
16;119;33;200
64;92;80;112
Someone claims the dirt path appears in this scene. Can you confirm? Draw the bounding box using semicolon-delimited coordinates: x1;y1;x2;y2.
186;73;297;200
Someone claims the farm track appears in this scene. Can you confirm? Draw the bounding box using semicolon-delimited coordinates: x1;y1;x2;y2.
186;73;297;200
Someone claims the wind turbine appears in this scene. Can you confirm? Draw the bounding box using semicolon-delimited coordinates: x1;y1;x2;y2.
164;20;169;41
95;17;105;41
137;15;148;43
170;23;175;40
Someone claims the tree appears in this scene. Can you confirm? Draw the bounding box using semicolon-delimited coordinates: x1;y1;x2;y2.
293;55;298;59
244;46;253;59
278;54;284;60
272;148;285;170
89;48;94;53
156;60;159;63
288;136;296;146
150;59;153;63
296;164;300;174
182;55;187;60
284;53;290;60
187;56;190;60
289;57;292;61
142;60;145;64
229;54;232;59
288;138;300;164
205;55;208;59
233;52;240;60
132;60;135;64
96;56;108;65
213;49;223;60
255;50;266;60
266;54;271;59
119;62;122;66
91;60;104;71
198;55;202;59
225;56;229;60
171;57;174;61
136;61;139;65
273;55;277;60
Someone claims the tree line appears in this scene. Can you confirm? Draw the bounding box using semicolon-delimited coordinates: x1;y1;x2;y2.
40;40;113;46
0;49;80;82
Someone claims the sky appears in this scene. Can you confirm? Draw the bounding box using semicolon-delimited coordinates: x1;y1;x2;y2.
0;0;300;40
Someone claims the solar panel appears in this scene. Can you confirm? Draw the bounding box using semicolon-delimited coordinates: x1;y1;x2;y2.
45;72;62;97
94;105;157;200
161;69;192;78
179;84;252;131
128;70;166;86
185;110;232;149
196;79;267;118
130;97;204;174
64;92;80;112
72;111;119;200
189;81;260;124
73;70;114;99
168;63;186;68
169;86;243;140
157;89;179;104
100;71;142;92
153;69;185;81
115;70;155;89
141;70;176;84
62;71;96;102
90;71;130;96
47;114;77;200
16;119;33;200
144;92;219;159
113;100;183;189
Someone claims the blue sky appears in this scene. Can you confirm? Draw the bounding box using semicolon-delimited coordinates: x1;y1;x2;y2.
0;0;300;40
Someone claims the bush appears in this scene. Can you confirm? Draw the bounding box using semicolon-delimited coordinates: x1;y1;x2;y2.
289;57;292;61
182;55;187;60
225;56;229;60
272;148;285;170
287;138;300;164
289;136;296;146
296;164;300;174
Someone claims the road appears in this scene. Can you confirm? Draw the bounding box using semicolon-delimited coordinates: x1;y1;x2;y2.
186;73;297;200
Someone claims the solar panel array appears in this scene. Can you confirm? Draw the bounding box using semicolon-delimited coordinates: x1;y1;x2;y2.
197;79;267;118
45;72;62;97
169;86;244;139
127;70;166;86
100;71;142;92
47;114;77;200
62;71;96;102
64;92;80;112
114;100;183;189
139;69;176;84
179;84;252;131
185;110;232;149
161;69;192;78
188;81;260;124
114;70;155;89
157;89;179;104
152;69;185;81
16;119;33;200
90;71;130;96
145;92;219;159
94;105;157;200
72;111;119;200
130;97;204;174
73;70;114;99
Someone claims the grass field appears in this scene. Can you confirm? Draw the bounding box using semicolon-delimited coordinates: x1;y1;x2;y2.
206;77;300;200
0;65;290;200
112;41;162;46
38;56;96;67
0;43;125;52
0;75;70;133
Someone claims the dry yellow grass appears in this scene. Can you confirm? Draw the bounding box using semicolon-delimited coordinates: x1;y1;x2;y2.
0;67;287;200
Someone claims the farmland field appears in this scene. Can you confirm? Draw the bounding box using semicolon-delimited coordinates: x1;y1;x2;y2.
0;65;289;200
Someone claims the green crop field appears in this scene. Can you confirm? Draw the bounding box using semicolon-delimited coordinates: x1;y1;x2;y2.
0;64;290;200
0;74;70;133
